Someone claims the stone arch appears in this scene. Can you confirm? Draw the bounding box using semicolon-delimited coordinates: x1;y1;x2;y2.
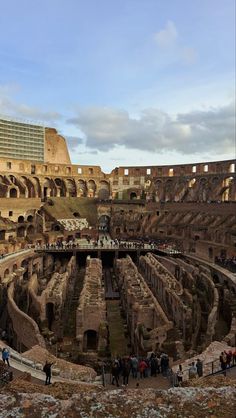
4;269;10;278
54;178;66;197
83;329;98;351
130;191;137;200
222;176;234;201
42;178;54;198
87;180;96;197
0;229;6;240
9;187;18;198
154;180;163;202
18;215;24;223
66;178;77;197
26;214;34;223
17;226;26;238
198;177;208;202
164;179;173;201
32;177;42;198
77;179;87;197
21;176;36;198
98;180;110;200
16;226;26;238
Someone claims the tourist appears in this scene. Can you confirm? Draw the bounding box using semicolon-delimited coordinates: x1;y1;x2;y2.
219;352;227;376
226;350;232;368
150;353;158;377
111;360;120;387
196;359;203;377
130;354;138;379
233;348;236;365
176;364;183;386
122;357;131;386
160;353;169;377
188;362;197;379
139;358;148;379
1;347;10;366
43;360;53;385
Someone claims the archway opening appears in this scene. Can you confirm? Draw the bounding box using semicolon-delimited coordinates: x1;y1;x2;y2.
9;188;17;198
130;192;137;200
17;226;25;238
83;330;98;351
27;215;34;222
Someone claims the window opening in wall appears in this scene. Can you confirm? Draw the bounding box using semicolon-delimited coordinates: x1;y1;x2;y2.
89;168;93;175
229;163;235;173
55;166;59;172
147;168;151;175
158;168;162;175
9;211;13;216
124;168;129;175
43;165;48;173
204;164;208;172
192;165;196;173
169;168;174;176
77;167;82;174
156;211;159;216
7;162;12;169
66;167;71;174
31;165;36;174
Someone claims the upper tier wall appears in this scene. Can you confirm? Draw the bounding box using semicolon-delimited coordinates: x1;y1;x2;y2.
0;157;235;178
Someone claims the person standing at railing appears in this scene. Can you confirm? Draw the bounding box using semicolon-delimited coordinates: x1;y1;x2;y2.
196;359;203;377
176;364;183;386
188;362;197;379
219;352;227;376
1;348;10;367
233;349;236;365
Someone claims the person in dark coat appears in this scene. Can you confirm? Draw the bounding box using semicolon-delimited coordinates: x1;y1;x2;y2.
122;358;131;385
111;360;120;387
43;361;53;385
196;359;203;377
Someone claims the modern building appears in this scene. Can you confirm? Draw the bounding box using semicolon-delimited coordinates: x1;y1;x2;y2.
0;116;45;162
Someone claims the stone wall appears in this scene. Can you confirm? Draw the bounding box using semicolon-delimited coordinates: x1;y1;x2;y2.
76;258;107;353
116;256;172;354
7;281;45;350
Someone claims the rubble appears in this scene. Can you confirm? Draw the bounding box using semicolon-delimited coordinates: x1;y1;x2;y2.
0;379;236;417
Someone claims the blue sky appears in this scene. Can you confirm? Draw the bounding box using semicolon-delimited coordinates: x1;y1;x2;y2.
0;0;235;172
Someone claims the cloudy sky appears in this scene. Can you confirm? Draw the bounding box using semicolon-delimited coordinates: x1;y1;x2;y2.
0;0;235;172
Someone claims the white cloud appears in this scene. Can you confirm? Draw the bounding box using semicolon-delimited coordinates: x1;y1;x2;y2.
67;102;235;156
0;92;62;123
154;20;178;47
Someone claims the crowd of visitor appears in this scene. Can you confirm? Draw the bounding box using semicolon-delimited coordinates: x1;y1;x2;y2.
219;350;236;376
110;352;171;387
108;348;236;387
215;256;236;273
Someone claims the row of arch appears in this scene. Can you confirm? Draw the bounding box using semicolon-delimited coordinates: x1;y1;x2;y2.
0;175;111;200
151;175;236;202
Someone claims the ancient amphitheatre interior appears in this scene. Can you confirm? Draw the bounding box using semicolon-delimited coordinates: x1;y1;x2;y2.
0;116;236;382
